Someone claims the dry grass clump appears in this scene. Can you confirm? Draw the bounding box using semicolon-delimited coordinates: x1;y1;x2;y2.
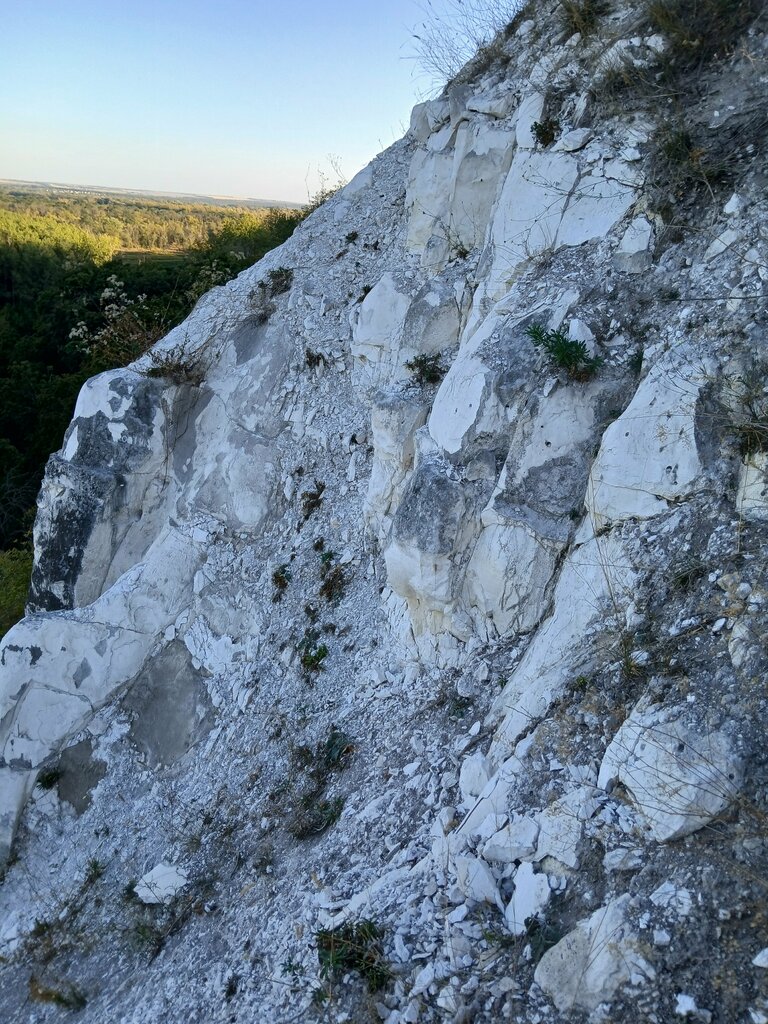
646;0;765;67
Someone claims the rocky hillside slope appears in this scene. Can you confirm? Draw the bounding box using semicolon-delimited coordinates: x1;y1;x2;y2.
2;2;768;1021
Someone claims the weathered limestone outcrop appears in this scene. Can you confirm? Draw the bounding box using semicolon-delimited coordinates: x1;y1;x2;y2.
1;3;767;1022
30;369;170;611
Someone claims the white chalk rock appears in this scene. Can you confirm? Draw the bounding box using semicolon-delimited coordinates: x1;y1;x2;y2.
365;390;430;540
614;217;654;273
462;522;557;637
350;273;412;389
515;92;546;149
134;863;189;905
553;128;592;152
484;149;637;299
454;855;503;908
505;862;550;935
491;533;635;759
459;751;493;806
737;453;768;521
598;702;743;841
704;228;738;261
534;794;585;869
483;816;540;863
587;356;708;529
535;894;654;1011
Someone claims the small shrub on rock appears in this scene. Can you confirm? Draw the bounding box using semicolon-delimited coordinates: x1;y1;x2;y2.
145;343;207;387
315;919;390;991
405;353;446;386
287;795;344;839
267;267;293;296
272;563;292;602
319;552;347;603
526;322;602;380
297;628;329;674
560;0;610;36
29;977;87;1011
532;118;559;147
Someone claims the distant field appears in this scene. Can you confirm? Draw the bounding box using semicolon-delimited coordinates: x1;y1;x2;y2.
0;184;301;254
116;249;192;263
0;177;300;209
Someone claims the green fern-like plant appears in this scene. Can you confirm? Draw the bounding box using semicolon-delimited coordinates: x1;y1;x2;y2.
526;323;603;380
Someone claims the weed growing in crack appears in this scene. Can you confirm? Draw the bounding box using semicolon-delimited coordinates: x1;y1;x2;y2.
281;957;305;980
319;726;355;771
646;0;764;67
287;795;344;839
723;365;768;456
405;352;447;386
524;916;564;962
122;880;139;903
281;726;354;839
84;858;104;884
145;342;208;387
36;766;61;790
301;480;325;521
532;118;559;147
526;322;602;380
315;919;390;991
297;628;329;675
618;632;645;680
267;267;293;296
305;348;325;370
224;973;240;1001
628;348;644;375
560;0;610;36
250;267;293;324
319;552;347;603
292;726;355;783
668;556;707;592
29;976;87;1011
272;563;292;602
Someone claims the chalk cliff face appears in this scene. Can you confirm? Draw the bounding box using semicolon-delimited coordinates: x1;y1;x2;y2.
2;4;768;1022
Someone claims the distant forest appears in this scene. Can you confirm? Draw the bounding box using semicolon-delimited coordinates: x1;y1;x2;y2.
0;186;305;631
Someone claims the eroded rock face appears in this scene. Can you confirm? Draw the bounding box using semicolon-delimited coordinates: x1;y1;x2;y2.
586;354;712;531
0;524;203;864
1;3;767;1021
31;370;169;611
124;642;215;767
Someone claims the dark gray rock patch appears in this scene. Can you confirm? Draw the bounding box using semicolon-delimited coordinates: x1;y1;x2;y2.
124;641;215;767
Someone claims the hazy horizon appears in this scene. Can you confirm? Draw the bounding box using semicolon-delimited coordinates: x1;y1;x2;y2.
0;0;459;203
0;175;305;208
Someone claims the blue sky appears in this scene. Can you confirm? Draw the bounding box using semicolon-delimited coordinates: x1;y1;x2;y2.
0;0;462;202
